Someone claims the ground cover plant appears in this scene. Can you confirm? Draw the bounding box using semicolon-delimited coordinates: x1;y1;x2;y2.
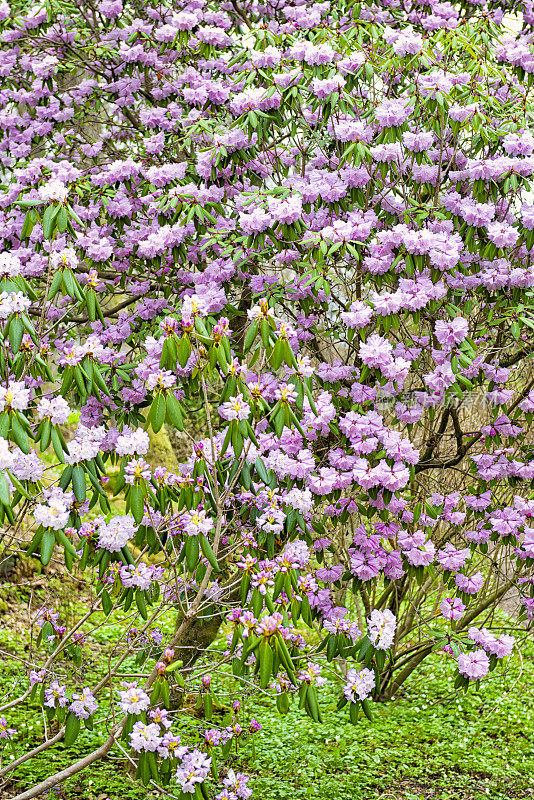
1;0;534;796
1;590;533;799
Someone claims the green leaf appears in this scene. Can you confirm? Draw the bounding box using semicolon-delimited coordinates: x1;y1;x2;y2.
217;343;228;374
20;210;37;239
244;321;258;352
255;457;270;484
56;206;68;233
200;534;219;571
326;634;337;662
147;751;158;781
150;393;166;433
16;199;42;208
178;335;191;367
273;407;285;437
72;464;86;503
40;529;55;566
86;289;96;321
66;204;84;227
299;682;308;710
130;484;145;524
203;692;213;720
361;698;374;721
73;366;87;397
64;713;81;747
139;751;150;786
11;414;30;454
101;590;113;617
270;339;284;370
259;639;273;689
91;364;110;396
161;679;170;709
185;534;200;573
56;530;78;560
135;590;148;620
0;414;8;439
260;319;271;349
9;316;24;355
120;545;135;565
165;393;184;430
306;685;321;723
276;692;290;714
51;428;66;462
42;204;60;239
26;527;44;556
47;269;63;300
275;633;295;677
231;422;243;458
39;417;52;452
0;472;9;506
58;465;73;491
62;267;76;298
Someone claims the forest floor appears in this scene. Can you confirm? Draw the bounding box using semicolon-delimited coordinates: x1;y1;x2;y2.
1;566;533;800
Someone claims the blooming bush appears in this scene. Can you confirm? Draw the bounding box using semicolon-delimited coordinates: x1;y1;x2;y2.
0;0;534;797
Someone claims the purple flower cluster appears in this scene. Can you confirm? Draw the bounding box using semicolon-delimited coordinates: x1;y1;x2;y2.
0;0;531;791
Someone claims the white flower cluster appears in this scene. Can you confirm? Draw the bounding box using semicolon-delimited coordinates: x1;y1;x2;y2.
115;426;150;457
344;667;375;702
37;396;71;425
367;608;397;650
38;179;68;203
0;381;30;411
34;487;74;530
0;291;31;320
50;247;79;270
97;514;137;552
65;424;106;464
0;252;21;277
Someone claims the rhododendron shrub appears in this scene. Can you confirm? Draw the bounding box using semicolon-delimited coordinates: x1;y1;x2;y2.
1;0;534;796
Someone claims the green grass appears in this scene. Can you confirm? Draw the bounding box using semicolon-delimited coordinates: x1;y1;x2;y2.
240;654;534;800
